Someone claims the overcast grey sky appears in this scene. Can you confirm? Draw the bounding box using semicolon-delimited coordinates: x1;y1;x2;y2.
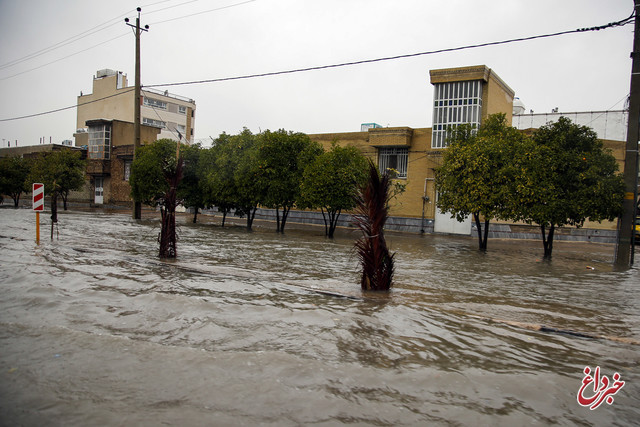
0;0;634;147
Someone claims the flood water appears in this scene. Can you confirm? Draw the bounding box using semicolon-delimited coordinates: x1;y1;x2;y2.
1;207;639;426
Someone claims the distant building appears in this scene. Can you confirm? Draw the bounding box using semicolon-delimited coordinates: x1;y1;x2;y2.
360;123;382;132
511;97;628;141
76;69;196;144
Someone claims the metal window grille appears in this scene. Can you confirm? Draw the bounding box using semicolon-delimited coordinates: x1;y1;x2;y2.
431;80;483;148
378;147;408;179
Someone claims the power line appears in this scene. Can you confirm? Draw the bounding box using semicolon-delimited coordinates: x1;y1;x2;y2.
0;33;130;82
0;12;133;72
146;15;634;90
0;0;260;82
0;88;135;122
149;0;257;25
0;15;633;123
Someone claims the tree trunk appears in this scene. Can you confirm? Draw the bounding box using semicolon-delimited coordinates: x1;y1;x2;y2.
62;191;68;210
159;201;177;259
158;157;182;259
275;207;281;232
12;193;20;207
541;224;555;260
473;212;490;251
246;206;257;230
280;206;290;233
192;207;199;223
327;208;341;239
320;207;329;236
221;210;227;227
50;192;58;240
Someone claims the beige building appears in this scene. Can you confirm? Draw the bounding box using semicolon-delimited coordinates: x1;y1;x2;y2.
303;65;624;242
76;69;196;143
308;65;517;233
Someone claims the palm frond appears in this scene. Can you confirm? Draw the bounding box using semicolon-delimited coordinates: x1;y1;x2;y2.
353;161;395;291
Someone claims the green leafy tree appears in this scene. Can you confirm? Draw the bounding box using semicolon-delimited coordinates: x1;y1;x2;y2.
178;143;209;223
511;117;624;259
0;156;31;207
204;132;244;227
255;129;322;233
299;142;369;238
230;129;264;230
28;150;86;232
435;113;525;250
130;139;183;258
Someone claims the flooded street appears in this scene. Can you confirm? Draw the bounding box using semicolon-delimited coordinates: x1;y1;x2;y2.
1;208;639;426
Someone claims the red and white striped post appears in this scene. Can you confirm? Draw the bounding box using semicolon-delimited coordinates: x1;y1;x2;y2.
32;183;44;244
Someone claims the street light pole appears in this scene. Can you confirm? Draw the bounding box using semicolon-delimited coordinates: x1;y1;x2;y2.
125;7;149;220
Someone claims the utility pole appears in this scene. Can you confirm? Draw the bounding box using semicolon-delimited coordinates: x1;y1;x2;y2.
616;1;640;267
125;7;149;219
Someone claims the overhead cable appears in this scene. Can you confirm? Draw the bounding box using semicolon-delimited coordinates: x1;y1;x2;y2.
0;14;633;123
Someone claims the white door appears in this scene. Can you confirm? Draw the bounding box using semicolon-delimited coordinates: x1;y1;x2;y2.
433;193;471;235
94;177;104;204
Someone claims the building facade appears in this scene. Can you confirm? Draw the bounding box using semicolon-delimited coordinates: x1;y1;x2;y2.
303;65;626;241
74;119;160;205
76;69;196;143
309;65;518;234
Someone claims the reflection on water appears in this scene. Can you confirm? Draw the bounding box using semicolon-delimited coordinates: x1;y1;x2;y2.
0;208;639;425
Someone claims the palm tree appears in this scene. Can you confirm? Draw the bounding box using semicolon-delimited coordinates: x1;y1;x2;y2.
353;161;395;291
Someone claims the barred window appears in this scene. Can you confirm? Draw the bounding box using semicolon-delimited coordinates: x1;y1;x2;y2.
378;147;408;179
431;80;483;148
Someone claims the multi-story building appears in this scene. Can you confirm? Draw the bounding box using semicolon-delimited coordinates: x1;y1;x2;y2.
76;69;196;143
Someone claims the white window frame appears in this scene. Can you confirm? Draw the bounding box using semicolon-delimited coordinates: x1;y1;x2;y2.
431;80;483;148
88;124;111;160
143;117;166;128
178;105;187;115
143;97;167;110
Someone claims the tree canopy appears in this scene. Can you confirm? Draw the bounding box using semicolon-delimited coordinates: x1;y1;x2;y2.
178;143;209;223
511;116;624;258
0;156;31;207
435;114;624;258
28;149;86;210
130;139;184;258
300;141;369;237
255;129;322;232
435;113;526;250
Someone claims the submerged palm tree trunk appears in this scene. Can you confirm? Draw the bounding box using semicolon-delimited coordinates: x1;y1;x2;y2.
159;157;183;259
353;162;395;291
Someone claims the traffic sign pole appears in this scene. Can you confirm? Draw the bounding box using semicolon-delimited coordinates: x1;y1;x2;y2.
32;183;44;244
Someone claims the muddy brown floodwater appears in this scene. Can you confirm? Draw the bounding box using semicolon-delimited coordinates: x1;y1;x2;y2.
0;208;639;426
